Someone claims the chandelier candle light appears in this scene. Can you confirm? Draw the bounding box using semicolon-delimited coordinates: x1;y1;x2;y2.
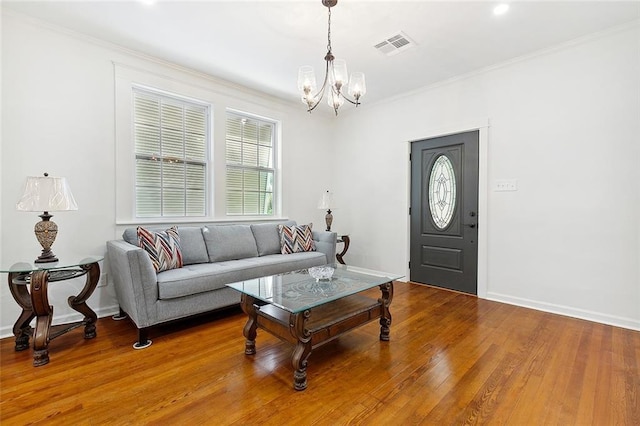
16;173;78;263
298;0;366;115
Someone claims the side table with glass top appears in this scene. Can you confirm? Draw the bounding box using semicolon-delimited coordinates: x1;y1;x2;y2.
1;256;103;366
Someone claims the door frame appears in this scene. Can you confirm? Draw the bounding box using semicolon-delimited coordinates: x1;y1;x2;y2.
406;119;489;298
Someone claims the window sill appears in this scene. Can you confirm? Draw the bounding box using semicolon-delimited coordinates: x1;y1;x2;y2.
115;216;290;226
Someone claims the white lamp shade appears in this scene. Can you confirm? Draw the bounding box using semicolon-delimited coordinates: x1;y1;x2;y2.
327;90;344;109
297;66;317;93
330;59;349;88
348;72;366;98
317;191;333;209
16;176;78;212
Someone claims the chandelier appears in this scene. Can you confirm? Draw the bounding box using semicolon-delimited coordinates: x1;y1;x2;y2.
297;0;366;115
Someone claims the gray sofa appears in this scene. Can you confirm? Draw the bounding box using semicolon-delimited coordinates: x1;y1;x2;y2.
106;221;337;348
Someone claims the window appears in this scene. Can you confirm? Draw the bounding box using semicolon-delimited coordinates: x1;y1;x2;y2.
133;88;209;218
225;112;276;216
428;155;456;229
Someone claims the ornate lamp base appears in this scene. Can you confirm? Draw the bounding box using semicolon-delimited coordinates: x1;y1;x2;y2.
325;209;333;232
34;212;59;263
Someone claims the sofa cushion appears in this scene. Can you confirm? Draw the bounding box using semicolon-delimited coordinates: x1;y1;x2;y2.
176;227;209;265
123;227;141;246
251;221;296;256
123;226;208;265
156;251;327;300
203;224;259;262
137;226;183;272
278;223;316;254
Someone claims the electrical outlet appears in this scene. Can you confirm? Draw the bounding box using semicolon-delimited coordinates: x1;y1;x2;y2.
494;179;518;191
98;273;108;288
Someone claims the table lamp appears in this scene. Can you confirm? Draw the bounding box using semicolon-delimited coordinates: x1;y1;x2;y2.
317;190;333;232
16;173;78;263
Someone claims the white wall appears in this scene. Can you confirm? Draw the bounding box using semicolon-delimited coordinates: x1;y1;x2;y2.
0;12;335;336
333;22;640;330
2;11;638;338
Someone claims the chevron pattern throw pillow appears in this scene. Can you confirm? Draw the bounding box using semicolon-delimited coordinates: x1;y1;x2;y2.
137;226;184;272
278;223;316;254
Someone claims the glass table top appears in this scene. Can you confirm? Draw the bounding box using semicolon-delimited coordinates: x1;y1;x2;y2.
226;264;403;314
0;256;104;274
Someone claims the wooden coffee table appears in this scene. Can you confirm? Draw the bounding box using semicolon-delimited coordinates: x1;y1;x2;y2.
227;265;402;390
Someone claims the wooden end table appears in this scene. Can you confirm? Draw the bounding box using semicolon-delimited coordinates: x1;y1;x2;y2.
1;256;103;366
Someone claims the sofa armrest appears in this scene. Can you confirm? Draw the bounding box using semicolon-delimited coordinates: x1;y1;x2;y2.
313;231;337;266
106;240;159;328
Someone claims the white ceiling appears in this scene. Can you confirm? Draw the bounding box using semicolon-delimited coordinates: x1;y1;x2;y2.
4;1;640;106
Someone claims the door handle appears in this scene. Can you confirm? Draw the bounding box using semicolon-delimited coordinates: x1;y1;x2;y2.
464;223;476;228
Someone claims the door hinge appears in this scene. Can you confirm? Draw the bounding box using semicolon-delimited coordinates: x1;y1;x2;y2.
409;153;412;162
408;261;411;269
409;206;411;216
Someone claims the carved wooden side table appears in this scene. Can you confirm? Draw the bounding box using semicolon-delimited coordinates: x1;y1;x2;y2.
1;256;103;366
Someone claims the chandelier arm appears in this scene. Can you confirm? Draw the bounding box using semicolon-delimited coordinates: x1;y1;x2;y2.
306;87;324;112
306;59;331;112
339;95;361;106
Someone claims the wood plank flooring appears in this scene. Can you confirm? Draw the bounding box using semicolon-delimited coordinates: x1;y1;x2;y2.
1;283;638;425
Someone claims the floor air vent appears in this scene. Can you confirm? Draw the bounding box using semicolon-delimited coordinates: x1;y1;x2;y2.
374;32;415;56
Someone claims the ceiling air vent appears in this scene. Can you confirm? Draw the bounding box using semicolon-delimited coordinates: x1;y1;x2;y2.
374;32;415;56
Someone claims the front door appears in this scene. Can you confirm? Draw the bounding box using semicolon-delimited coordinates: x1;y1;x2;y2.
410;131;479;294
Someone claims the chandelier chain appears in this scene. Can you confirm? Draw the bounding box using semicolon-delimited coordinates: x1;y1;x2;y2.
326;6;332;53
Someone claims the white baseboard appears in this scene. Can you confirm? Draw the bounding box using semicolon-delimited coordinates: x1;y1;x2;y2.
4;295;637;340
486;292;640;331
0;305;121;340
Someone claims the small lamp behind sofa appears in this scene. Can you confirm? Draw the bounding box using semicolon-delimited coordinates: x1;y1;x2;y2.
318;190;333;232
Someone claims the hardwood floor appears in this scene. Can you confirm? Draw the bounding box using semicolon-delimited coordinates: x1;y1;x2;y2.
1;283;638;425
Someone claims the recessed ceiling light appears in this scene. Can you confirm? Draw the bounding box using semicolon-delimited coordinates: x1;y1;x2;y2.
493;4;510;16
139;0;157;6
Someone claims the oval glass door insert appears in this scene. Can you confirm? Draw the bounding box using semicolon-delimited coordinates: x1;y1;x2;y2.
428;155;456;229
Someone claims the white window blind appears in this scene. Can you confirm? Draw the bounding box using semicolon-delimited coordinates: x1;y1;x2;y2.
133;89;209;218
226;112;276;216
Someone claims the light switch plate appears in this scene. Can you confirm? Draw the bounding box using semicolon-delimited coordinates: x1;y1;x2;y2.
494;179;517;191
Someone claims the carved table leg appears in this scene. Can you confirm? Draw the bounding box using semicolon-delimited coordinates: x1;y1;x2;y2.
378;282;394;342
241;294;258;355
8;272;35;351
30;271;53;366
290;310;312;391
68;262;100;339
336;235;350;265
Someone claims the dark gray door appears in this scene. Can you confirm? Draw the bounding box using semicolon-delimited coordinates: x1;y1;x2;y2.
410;131;479;294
